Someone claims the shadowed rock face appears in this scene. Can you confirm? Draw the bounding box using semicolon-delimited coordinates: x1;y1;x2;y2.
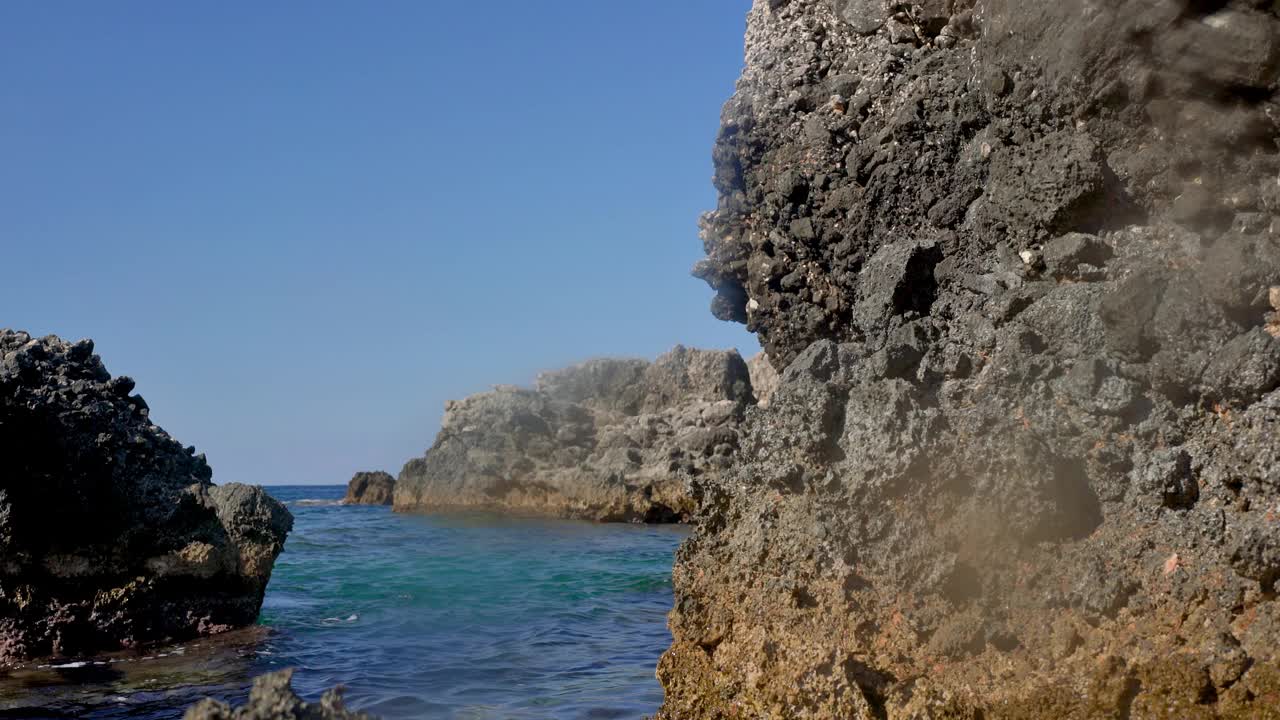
661;0;1280;717
394;346;755;522
344;471;395;506
0;329;292;667
184;669;374;720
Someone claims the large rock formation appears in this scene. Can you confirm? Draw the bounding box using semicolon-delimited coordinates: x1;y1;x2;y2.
661;1;1280;717
395;346;754;522
0;330;292;667
344;471;395;506
184;670;374;720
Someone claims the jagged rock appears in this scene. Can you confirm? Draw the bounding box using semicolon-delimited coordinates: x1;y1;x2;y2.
394;346;755;522
184;669;374;720
0;329;292;667
661;0;1280;716
343;471;395;506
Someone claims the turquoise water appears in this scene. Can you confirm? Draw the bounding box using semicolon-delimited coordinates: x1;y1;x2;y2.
0;485;687;719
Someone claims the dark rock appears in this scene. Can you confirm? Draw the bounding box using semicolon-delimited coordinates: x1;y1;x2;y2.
184;669;374;720
0;329;292;668
343;471;395;506
1140;449;1200;510
660;0;1280;716
394;346;757;523
1227;516;1280;590
1201;329;1280;406
985;131;1106;235
1042;232;1114;280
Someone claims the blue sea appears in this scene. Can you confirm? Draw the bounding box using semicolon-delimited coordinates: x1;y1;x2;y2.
0;485;687;719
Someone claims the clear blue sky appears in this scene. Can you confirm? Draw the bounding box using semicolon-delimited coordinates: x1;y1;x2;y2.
0;2;758;486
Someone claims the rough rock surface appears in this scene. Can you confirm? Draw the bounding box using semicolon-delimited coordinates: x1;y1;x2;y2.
395;346;755;522
747;351;781;407
343;471;395;506
662;0;1280;717
184;670;374;720
0;330;293;667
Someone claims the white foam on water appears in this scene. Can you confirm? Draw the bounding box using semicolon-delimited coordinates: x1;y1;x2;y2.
320;613;360;624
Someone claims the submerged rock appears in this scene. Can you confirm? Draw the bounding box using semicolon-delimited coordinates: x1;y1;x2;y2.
343;471;395;506
0;329;292;667
184;669;374;720
395;346;755;522
662;0;1280;716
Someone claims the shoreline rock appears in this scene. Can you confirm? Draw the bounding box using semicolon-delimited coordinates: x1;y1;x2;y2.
660;0;1280;716
394;346;755;523
184;669;374;720
343;471;395;506
0;329;292;668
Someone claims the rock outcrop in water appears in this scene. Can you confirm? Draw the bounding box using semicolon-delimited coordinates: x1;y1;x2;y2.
344;471;395;506
661;0;1280;716
395;346;755;522
185;669;374;720
0;329;292;667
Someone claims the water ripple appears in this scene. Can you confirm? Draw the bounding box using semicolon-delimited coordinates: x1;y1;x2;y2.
0;485;686;719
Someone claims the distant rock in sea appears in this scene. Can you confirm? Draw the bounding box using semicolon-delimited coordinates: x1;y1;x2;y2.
344;471;395;505
184;669;374;720
395;345;756;522
0;329;292;667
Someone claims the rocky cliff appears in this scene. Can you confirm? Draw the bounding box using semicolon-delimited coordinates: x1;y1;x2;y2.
394;346;755;522
0;330;292;667
660;0;1280;717
344;471;395;506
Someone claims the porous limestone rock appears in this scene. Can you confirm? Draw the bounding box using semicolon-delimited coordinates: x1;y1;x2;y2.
661;0;1280;716
0;329;292;667
394;346;755;522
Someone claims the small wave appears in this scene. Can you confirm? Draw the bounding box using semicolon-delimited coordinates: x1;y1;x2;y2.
321;613;359;624
290;499;345;507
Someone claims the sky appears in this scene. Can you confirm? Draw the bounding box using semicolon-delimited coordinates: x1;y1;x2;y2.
0;1;759;486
